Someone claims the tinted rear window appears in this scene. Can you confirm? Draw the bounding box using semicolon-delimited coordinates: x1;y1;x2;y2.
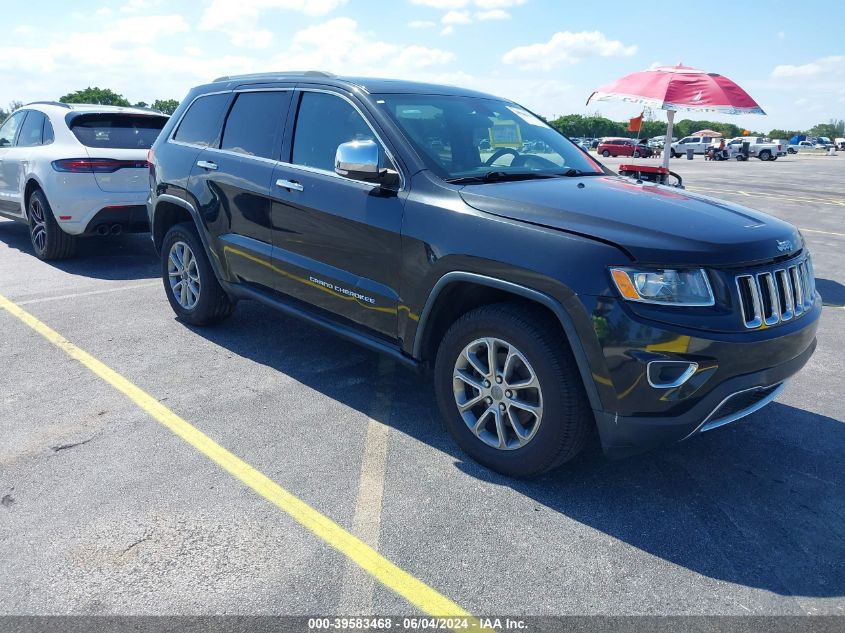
70;114;167;149
173;93;230;148
221;91;289;160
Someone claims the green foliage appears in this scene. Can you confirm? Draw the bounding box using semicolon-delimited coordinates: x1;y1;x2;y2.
768;128;799;140
133;101;149;108
151;99;180;115
60;87;131;106
808;119;845;139
0;101;24;123
548;113;762;139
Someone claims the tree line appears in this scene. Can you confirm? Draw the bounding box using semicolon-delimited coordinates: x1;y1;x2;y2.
0;87;179;122
547;113;845;141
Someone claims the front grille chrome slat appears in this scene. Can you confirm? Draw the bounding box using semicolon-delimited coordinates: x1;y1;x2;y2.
756;272;779;325
790;265;804;316
736;255;814;330
736;275;762;328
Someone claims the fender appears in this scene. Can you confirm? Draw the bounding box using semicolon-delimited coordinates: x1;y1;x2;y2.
413;271;603;413
150;193;228;283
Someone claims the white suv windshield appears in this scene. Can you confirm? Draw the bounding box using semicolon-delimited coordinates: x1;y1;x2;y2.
378;94;603;181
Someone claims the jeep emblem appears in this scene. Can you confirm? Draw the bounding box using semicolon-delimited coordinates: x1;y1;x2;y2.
776;239;793;252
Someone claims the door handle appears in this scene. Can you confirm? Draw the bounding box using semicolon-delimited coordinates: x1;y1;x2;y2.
276;179;304;192
196;160;218;170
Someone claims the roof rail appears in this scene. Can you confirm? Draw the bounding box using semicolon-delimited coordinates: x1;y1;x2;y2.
213;70;336;82
25;101;72;109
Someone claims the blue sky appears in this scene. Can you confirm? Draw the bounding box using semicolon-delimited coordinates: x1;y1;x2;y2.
1;0;843;131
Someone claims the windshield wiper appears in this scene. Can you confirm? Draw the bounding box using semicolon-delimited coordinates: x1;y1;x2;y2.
446;171;563;184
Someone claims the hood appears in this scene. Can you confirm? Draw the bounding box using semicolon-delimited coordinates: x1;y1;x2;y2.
459;176;802;266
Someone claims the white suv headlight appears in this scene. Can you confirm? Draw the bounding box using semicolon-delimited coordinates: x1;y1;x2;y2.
610;267;714;306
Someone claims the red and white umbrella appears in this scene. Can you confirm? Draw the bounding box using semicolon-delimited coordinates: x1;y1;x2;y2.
587;64;765;168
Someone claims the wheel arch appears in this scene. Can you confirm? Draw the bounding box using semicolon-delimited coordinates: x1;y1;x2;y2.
151;194;229;285
23;177;47;218
413;271;603;412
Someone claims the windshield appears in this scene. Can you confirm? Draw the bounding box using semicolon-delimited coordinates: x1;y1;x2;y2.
377;94;604;181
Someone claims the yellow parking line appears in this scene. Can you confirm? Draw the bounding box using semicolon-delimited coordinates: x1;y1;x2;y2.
0;292;475;623
799;228;845;238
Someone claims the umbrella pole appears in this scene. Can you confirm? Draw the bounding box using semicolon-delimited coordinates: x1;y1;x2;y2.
662;109;675;170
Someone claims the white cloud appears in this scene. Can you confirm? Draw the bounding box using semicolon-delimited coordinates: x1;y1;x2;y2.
409;0;470;8
503;30;637;70
441;25;455;35
476;9;510;19
121;0;163;12
771;55;844;78
409;20;437;28
269;18;455;75
199;0;348;48
442;10;472;24
474;0;526;7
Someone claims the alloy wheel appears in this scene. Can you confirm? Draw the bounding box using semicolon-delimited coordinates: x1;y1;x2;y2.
168;241;201;310
452;337;544;450
29;197;47;253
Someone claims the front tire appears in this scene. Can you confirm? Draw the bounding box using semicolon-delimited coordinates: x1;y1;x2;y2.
161;222;234;325
601;150;610;157
28;189;76;261
434;303;591;478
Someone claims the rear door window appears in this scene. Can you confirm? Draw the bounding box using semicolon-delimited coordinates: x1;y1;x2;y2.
173;93;230;148
221;91;290;160
17;111;47;147
70;113;168;149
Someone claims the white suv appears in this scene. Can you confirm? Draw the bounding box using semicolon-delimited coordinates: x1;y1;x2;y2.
0;102;168;260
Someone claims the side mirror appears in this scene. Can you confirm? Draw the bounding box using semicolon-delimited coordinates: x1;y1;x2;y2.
335;140;399;189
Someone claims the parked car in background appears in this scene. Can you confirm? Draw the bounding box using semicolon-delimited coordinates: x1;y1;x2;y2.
0;102;168;260
597;138;653;158
147;71;819;477
835;137;845;151
725;137;780;161
670;135;717;157
796;140;825;151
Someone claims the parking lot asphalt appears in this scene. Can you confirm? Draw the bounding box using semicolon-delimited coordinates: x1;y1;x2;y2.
1;153;843;618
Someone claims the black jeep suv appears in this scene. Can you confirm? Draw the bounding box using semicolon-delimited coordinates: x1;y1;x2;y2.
147;71;819;477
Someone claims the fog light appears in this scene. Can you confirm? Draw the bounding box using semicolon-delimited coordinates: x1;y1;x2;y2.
647;361;698;389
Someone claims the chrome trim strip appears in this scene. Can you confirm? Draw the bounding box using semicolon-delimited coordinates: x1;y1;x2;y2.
646;361;698;389
682;382;786;440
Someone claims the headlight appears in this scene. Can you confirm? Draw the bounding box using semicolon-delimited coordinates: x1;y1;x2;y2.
610;267;714;306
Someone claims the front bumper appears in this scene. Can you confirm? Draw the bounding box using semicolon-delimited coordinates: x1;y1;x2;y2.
582;294;820;458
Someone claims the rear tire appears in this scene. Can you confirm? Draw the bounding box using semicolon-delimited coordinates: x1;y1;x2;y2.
28;189;76;261
633;150;641;158
434;303;591;478
161;222;234;326
601;150;610;157
759;150;772;161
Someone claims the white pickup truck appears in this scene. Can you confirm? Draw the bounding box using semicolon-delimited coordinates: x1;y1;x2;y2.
725;137;781;161
669;135;717;157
